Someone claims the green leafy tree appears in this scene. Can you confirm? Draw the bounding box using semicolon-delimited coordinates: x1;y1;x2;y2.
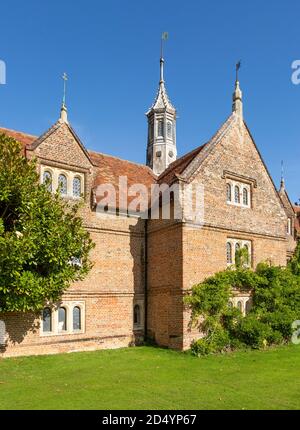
235;247;249;269
0;133;94;312
289;241;300;276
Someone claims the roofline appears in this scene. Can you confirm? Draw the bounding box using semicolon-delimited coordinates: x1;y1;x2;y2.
0;126;38;140
243;119;289;214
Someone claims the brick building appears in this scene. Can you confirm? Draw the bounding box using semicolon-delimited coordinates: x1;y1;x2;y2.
0;57;298;357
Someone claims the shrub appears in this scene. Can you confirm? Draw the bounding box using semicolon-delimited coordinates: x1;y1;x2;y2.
186;258;300;356
235;316;274;349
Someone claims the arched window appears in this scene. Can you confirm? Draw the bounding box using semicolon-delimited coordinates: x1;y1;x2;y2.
157;120;164;137
134;304;141;326
167;121;172;138
228;301;233;309
226;242;232;264
235;242;240;253
73;177;81;198
243;188;248;206
73;306;81;331
42;307;52;332
226;184;232;202
58;307;67;332
237;301;243;312
245;299;252;314
244;244;250;265
234;185;240;204
58;174;67;196
43;171;52;192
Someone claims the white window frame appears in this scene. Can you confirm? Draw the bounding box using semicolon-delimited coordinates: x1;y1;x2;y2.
40;165;84;199
229;295;252;316
227;238;252;267
226;180;251;208
40;301;85;337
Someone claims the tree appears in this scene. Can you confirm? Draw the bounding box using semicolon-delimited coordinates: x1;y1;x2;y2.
0;133;94;312
289;241;300;276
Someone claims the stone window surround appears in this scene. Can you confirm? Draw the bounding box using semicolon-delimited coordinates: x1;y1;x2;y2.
229;294;252;316
133;300;144;330
40;165;84;199
40;300;85;337
227;238;252;267
226;179;251;208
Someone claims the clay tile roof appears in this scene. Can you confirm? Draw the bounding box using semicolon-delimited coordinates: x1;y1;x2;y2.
157;143;207;185
89;150;157;211
0;127;37;149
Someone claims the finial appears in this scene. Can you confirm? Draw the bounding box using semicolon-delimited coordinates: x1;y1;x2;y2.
280;160;285;191
236;60;241;82
160;32;168;83
60;72;68;123
232;60;243;119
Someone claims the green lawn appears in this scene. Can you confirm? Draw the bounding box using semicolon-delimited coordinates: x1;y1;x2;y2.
0;345;300;409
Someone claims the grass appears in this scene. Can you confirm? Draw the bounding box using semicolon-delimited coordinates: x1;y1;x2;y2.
0;344;300;409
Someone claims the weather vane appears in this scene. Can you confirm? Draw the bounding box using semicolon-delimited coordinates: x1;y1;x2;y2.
62;72;68;106
161;32;169;59
236;60;241;81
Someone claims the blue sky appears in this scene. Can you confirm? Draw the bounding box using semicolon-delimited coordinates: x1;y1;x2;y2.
0;0;299;202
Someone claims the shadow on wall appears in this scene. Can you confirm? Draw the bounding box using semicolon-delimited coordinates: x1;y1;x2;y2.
0;313;39;353
129;218;146;345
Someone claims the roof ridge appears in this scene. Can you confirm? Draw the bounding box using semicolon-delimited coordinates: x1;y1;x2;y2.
89;149;157;173
158;143;207;181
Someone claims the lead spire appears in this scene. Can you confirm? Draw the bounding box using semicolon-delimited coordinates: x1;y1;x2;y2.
59;72;68;123
160;32;168;83
146;33;177;175
232;61;243;120
280;160;285;191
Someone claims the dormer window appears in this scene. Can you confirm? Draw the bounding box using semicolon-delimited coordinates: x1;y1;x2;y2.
157;120;164;137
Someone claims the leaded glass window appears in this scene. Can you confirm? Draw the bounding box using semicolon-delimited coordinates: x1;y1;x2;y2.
58;307;67;332
234;185;240;203
58;174;67;196
73;177;81;198
243;188;248;206
43;171;52;192
73;306;81;331
42;307;52;332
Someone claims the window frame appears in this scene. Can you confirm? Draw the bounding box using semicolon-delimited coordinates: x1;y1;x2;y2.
72;176;82;198
58;173;68;196
226;180;251;208
42;307;52;333
40;301;85;337
227;238;252;267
